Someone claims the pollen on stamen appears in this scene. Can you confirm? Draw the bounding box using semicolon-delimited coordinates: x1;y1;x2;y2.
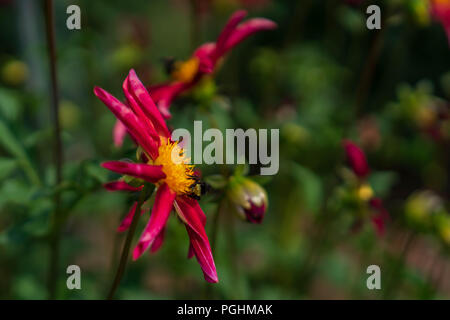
152;138;195;195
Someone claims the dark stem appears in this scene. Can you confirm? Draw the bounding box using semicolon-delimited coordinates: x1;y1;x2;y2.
107;186;150;300
44;0;64;300
354;17;387;116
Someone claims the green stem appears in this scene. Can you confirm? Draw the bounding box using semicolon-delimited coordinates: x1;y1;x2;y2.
204;197;225;299
383;231;415;299
44;0;64;300
107;185;150;300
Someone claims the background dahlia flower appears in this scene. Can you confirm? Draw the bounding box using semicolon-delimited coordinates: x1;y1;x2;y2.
113;9;277;147
343;140;390;236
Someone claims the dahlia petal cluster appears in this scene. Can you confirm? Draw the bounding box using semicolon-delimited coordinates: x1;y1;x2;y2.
95;69;218;283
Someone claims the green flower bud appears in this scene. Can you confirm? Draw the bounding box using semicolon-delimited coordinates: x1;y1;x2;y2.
227;176;268;224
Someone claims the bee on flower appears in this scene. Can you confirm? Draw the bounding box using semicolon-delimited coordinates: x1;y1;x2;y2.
95;69;218;283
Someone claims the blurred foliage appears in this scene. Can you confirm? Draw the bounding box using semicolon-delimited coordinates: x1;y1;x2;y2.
0;0;449;300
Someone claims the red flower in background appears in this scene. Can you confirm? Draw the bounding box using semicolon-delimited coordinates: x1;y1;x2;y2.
343;139;370;178
431;0;450;45
113;10;277;146
95;70;218;283
343;139;389;236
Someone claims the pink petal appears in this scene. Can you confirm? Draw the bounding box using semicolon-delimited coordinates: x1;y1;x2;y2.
102;161;165;183
194;43;216;73
132;183;176;260
187;244;195;259
148;82;190;119
150;227;166;253
126;69;171;138
176;196;218;283
370;198;390;237
113;120;127;148
118;202;139;232
223;18;277;54
431;0;450;45
94;87;159;159
122;75;160;144
104;181;143;192
342;139;370;178
213;10;248;60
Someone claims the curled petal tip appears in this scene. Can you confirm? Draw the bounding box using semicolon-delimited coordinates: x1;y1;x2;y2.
205;272;219;283
132;248;141;261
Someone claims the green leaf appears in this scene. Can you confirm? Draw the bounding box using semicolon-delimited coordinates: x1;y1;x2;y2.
368;171;398;198
0;157;18;180
0;119;41;185
291;163;323;212
0;88;21;121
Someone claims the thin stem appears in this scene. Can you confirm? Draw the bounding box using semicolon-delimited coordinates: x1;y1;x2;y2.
354;8;389;116
107;186;150;300
44;0;64;300
204;198;225;299
210;197;225;252
383;231;416;299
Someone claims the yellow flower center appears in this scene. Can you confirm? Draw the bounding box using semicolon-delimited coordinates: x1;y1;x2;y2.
151;138;195;195
171;57;200;83
357;184;374;201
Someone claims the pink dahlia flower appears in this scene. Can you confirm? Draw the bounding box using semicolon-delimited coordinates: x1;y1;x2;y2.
95;69;218;283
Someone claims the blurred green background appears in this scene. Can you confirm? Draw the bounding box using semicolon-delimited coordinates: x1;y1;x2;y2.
0;0;449;299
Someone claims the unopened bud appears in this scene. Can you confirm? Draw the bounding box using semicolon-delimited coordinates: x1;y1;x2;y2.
227;177;268;224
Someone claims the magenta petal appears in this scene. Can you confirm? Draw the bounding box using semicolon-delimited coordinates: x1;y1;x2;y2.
104;181;143;192
185;227;218;283
150;226;166;253
370;198;390;237
94;86;159;159
118;202;138;232
123;75;160;144
176;196;218;283
342;139;370;178
126;69;171;138
223;18;277;54
132;183;176;260
214;10;247;58
102;161;165;183
148;82;190;119
194;43;216;73
371;215;386;237
113;120;127;147
187;244;195;259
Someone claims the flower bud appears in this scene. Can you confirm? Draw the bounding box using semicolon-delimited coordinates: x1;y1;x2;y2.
2;60;28;86
405;190;443;227
435;214;450;246
343;140;370;178
227;176;268;224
